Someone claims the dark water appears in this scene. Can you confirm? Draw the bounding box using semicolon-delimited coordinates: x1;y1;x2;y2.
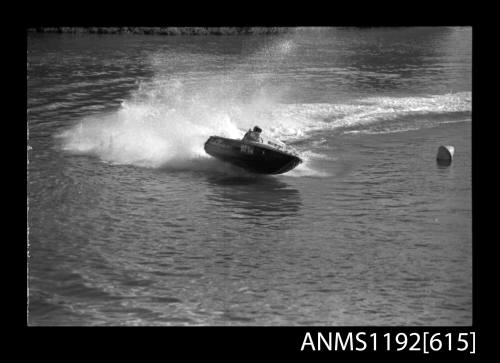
27;27;472;325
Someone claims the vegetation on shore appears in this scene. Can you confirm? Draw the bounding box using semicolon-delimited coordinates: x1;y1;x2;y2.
27;27;291;36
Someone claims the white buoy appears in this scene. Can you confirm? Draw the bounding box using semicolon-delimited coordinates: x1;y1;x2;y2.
437;145;455;164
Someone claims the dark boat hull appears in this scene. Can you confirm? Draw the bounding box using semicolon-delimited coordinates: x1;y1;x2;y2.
204;136;302;174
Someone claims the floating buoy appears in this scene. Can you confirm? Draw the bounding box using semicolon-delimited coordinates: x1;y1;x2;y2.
436;145;454;166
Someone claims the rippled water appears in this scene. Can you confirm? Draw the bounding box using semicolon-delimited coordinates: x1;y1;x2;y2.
27;27;472;325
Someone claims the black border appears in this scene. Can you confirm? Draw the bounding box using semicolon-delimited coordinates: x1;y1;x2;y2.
23;8;485;360
24;1;475;28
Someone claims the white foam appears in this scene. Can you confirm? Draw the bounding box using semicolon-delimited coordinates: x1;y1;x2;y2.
58;33;470;171
284;162;332;178
59;99;243;168
58;37;303;169
269;91;471;137
59;90;470;169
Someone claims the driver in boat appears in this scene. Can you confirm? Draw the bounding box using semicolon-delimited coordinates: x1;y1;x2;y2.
243;126;263;143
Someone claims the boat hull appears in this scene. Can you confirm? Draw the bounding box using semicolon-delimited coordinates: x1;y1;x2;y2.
204;136;302;174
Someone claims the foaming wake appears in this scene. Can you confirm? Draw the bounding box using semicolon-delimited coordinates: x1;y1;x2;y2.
58;88;470;171
58;36;307;170
285;162;332;178
269;92;471;138
58;32;470;174
58;99;242;168
58;80;296;169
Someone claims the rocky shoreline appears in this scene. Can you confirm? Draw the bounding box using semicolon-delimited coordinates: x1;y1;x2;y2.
27;27;291;36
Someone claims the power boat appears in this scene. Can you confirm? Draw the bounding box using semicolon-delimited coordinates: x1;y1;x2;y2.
204;136;303;174
204;128;303;174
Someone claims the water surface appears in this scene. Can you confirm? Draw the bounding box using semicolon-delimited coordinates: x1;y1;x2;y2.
27;27;472;325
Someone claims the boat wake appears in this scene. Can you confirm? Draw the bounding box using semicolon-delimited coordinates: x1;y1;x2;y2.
57;35;470;176
58;88;469;173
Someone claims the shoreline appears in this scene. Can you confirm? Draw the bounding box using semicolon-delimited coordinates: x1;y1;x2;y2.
27;27;292;36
